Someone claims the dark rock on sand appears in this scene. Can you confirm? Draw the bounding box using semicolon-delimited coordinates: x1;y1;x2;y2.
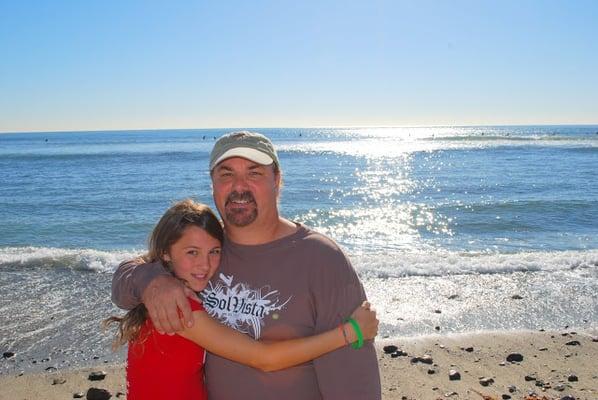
448;294;459;300
507;385;517;393
411;354;433;364
524;375;536;381
565;340;581;346
88;371;107;381
560;396;576;400
2;351;15;359
391;350;408;358
463;346;474;352
448;369;461;381
86;388;112;400
433;309;442;314
52;378;66;385
502;395;511;400
427;368;435;374
383;345;398;354
73;393;84;398
434;326;441;331
511;294;523;299
479;377;494;386
506;353;523;362
567;374;578;382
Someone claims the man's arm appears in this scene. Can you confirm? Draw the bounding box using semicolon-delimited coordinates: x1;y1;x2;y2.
111;258;197;333
311;248;382;400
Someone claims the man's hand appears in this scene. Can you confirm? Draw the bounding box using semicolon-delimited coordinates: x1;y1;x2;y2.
141;275;199;334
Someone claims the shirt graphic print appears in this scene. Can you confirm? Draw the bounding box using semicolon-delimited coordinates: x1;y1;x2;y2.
202;273;292;339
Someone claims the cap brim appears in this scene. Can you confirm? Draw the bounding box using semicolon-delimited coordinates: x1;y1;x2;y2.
211;147;274;170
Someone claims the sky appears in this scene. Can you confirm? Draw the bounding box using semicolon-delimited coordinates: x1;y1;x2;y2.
1;0;597;133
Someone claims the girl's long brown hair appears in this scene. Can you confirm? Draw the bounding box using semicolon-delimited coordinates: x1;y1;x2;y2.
104;199;224;348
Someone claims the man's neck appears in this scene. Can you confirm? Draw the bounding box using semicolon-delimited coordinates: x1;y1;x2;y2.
225;218;298;245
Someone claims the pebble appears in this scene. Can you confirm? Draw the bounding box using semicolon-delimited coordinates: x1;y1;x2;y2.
448;294;459;299
391;350;408;358
88;371;107;381
554;383;566;391
433;309;442;314
560;396;576;400
524;375;536;381
479;377;494;386
506;353;523;362
502;395;511;400
86;388;112;400
565;340;581;346
507;385;517;393
567;374;578;382
427;368;435;375
2;351;15;359
462;346;474;352
73;392;84;398
411;354;433;364
511;294;523;299
383;345;398;354
52;378;66;385
448;369;461;381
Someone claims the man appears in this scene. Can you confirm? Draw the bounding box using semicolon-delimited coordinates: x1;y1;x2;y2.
112;131;381;399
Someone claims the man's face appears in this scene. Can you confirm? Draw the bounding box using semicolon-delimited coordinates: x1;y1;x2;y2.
211;157;280;228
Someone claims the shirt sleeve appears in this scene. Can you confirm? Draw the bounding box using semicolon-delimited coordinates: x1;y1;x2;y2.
311;245;382;400
111;257;171;310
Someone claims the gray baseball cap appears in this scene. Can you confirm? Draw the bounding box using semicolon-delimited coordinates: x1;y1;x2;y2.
209;131;280;171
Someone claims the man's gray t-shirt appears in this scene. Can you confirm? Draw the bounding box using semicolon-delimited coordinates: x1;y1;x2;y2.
202;224;381;400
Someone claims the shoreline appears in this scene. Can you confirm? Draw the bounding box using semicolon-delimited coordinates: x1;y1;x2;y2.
1;329;596;400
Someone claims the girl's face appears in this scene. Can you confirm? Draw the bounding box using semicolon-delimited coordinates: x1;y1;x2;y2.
163;225;222;292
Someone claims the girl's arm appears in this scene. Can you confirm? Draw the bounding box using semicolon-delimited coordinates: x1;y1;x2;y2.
179;301;377;372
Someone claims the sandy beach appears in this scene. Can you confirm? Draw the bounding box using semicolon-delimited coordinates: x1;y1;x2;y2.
1;329;596;400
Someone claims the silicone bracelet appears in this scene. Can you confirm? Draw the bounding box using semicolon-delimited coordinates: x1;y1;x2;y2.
346;318;364;349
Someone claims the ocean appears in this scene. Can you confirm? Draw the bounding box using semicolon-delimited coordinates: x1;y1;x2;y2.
1;126;597;374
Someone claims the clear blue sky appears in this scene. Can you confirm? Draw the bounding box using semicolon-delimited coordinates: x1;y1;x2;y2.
1;0;597;132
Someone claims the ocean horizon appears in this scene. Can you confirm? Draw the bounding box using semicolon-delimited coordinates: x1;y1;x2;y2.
1;125;597;373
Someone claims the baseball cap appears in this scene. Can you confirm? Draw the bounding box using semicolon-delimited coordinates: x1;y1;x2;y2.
209;131;280;171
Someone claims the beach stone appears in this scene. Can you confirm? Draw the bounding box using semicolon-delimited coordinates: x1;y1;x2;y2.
565;340;580;346
433;309;442;314
391;350;408;358
525;375;536;381
507;385;517;393
463;346;474;352
45;366;57;371
427;368;435;374
116;392;125;398
560;396;575;400
479;377;494;386
539;347;548;351
435;326;441;331
506;353;523;362
554;383;566;391
52;378;66;385
88;371;107;381
448;294;458;299
383;345;398;354
511;294;523;299
448;369;461;381
86;388;111;400
591;336;598;342
502;395;511;400
2;351;15;359
73;393;85;398
411;354;433;364
567;374;578;382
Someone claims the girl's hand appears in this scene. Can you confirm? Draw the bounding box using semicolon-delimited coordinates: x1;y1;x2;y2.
348;301;378;341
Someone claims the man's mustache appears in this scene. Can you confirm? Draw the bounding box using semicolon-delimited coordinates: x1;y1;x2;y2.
225;191;256;205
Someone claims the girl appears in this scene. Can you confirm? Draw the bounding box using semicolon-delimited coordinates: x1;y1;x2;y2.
106;199;378;400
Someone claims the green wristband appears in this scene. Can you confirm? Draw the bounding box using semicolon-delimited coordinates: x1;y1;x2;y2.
346;318;364;349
